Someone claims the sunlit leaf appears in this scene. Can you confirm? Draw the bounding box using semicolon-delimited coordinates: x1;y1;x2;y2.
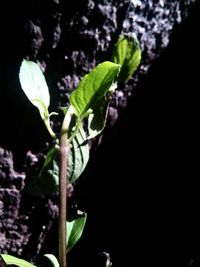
70;61;120;119
112;34;141;81
67;213;87;253
19;60;55;138
1;254;37;267
19;59;50;120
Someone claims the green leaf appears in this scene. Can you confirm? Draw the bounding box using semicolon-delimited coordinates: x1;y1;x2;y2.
19;60;56;138
87;98;108;140
19;59;50;120
23;127;89;197
67;213;87;253
112;34;141;81
67;126;89;183
43;254;59;267
70;61;120;119
1;254;37;267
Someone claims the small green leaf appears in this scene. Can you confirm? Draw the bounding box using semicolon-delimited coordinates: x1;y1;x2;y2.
19;60;50;120
87;98;108;140
43;254;59;267
112;34;141;81
70;61;120;119
60;106;68;115
23;127;89;197
67;213;87;253
1;254;37;267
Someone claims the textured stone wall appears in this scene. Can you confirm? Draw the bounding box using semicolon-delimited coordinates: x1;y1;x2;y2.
0;0;197;264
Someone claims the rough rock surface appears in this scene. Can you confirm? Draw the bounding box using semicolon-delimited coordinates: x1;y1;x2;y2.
0;0;197;264
0;147;25;190
0;189;29;255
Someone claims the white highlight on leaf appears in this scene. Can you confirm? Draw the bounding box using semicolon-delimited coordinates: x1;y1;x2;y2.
19;59;50;108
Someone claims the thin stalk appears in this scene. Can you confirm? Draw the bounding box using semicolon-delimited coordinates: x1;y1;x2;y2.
44;117;57;139
59;110;72;267
59;130;70;267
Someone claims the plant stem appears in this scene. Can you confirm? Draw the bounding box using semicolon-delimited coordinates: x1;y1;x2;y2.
59;130;70;267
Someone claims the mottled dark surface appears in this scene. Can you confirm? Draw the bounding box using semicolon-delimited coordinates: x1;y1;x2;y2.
0;0;198;266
